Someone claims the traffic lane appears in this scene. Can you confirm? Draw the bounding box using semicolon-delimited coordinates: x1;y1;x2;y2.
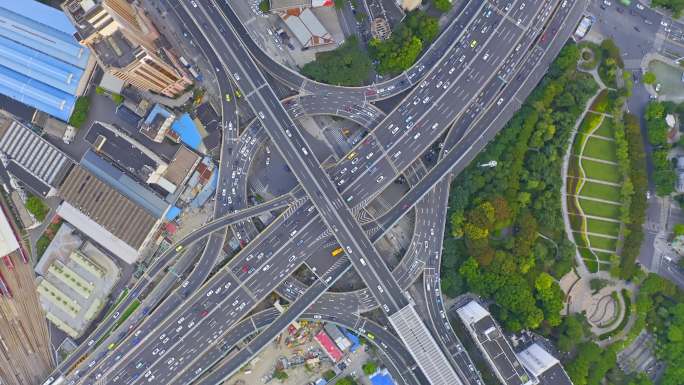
327;3;525;186
85;203;315;383
111;207;324;383
328;6;500;169
110;285;255;385
250;80;408;314
214;0;485;102
192;262;350;385
379;18;570;228
346;16;531;201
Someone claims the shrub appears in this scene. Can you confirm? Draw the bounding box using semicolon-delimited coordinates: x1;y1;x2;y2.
25;195;48;221
68;96;90;128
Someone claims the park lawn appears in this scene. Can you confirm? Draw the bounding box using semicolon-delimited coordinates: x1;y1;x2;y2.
595;251;614;262
588;234;618;251
579;247;596;260
579;181;622;202
582;137;618;162
586;217;621;236
581;159;622;184
569;213;583;232
594;118;615;138
572;134;589;156
579;198;621;219
585;258;599;273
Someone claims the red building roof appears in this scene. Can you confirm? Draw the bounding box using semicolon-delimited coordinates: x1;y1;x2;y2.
315;330;343;362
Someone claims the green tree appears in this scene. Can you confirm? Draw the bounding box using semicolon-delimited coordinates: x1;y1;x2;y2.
69;96;91;128
433;0;452;12
273;370;288;380
643;71;657;85
302;36;372;86
25;195;49;221
362;361;378;375
334;0;346;9
259;0;270;12
674;223;684;237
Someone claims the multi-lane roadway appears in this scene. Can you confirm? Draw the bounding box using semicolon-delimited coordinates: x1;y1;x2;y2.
46;0;588;383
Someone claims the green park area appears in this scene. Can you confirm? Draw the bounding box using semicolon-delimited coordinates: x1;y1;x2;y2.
568;108;624;272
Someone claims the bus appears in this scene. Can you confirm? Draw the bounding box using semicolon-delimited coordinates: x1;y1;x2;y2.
331;247;344;257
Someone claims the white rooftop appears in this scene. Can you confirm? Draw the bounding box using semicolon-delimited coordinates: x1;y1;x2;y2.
516;344;559;377
0;204;19;256
56;202;139;265
456;300;489;324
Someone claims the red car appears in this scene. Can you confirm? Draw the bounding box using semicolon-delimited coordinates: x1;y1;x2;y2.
242;265;249;273
200;310;208;317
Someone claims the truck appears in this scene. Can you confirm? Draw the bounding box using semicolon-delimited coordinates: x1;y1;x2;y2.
179;56;191;68
331;247;344;257
188;66;202;81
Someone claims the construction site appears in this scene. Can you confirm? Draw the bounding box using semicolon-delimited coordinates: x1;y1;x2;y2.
0;198;54;385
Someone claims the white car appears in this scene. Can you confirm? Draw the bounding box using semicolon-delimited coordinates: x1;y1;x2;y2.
301;147;308;155
376;175;384;183
258;111;265;119
234;73;240;80
190;0;198;7
366;152;374;159
636;3;644;9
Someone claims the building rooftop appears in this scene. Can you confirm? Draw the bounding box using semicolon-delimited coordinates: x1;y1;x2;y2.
164;146;200;187
314;330;343;362
58;165;159;251
457;301;532;385
0;200;19;257
389;305;463;385
0;115;74;196
0;0;90;121
281;8;334;48
85;122;160;182
80;150;169;218
517;343;573;385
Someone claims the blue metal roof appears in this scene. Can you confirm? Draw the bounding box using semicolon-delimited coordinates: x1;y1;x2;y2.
0;0;78;37
171;114;202;151
80;151;169;219
0;65;75;121
0;36;84;95
0;0;90;122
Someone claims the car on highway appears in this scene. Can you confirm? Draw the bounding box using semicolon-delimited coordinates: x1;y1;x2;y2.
175;245;184;252
225;93;231;102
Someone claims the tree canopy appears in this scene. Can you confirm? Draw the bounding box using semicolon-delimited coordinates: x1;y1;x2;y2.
301;36;372;86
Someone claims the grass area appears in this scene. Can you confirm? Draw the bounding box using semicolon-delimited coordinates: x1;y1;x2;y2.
569;214;582;232
582;137;618;162
588;234;618;250
586;217;622;236
579;181;622;202
579;112;602;134
36;218;63;260
581;158;622;184
585;258;599;272
103;289;129;319
112;299;140;329
579;247;596;260
596;251;614;261
594;117;615;138
578;198;622;219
